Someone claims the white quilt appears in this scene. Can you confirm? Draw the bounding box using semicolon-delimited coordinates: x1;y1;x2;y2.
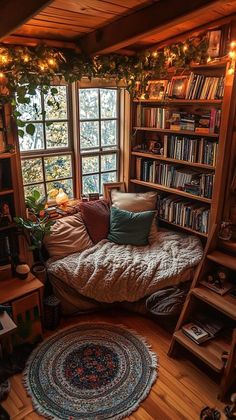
47;230;203;303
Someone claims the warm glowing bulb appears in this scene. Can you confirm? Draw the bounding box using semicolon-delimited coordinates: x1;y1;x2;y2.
230;41;236;49
229;50;236;59
48;58;56;66
23;55;29;63
0;72;5;78
207;56;211;63
0;55;8;64
39;63;45;71
228;67;235;75
152;51;158;58
183;44;188;52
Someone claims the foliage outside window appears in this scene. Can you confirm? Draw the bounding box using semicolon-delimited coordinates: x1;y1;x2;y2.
19;86;74;198
79;88;119;195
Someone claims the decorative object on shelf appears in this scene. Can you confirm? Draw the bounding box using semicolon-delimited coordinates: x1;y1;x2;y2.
23;323;158;419
15;263;30;280
0;202;12;225
88;193;100;201
103;182;126;203
218;220;232;240
224;393;236;419
55;188;69;206
207;30;222;58
169;76;189;99
147;80;168;100
12;292;42;345
201;268;233;295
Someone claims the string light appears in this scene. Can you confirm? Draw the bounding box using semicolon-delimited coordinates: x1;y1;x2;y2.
39;63;46;71
229;50;236;59
152;51;158;58
0;72;5;78
48;58;57;67
207;56;211;63
228;40;236;75
23;55;29;63
228;67;234;75
183;44;188;52
230;41;236;48
0;55;8;64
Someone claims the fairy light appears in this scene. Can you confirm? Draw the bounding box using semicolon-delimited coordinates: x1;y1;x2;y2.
228;67;235;75
152;51;158;58
229;50;236;59
228;40;236;75
0;54;8;64
23;55;29;63
39;62;46;71
207;56;211;63
0;72;5;78
183;44;188;52
48;57;57;67
230;41;236;48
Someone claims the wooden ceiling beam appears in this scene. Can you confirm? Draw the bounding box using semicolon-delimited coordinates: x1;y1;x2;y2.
0;0;54;41
2;35;80;51
78;0;230;55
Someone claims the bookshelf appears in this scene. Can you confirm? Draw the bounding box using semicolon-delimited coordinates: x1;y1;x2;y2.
128;56;235;239
0;103;27;272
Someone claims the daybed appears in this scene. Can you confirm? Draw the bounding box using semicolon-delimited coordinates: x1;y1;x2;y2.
45;192;203;315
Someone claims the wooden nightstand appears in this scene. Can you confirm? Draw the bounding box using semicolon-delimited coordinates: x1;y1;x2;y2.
0;272;44;345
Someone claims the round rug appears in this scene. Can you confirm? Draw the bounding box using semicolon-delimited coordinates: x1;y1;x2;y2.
24;322;158;419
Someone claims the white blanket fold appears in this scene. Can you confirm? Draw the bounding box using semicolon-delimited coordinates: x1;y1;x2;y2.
47;230;203;303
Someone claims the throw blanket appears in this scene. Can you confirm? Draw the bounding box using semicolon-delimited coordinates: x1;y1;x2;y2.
47;230;203;303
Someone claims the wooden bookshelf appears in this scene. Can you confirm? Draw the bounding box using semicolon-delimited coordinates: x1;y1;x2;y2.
130;179;212;203
131;151;216;170
133;127;220;138
192;286;236;320
207;250;236;271
159;218;208;238
133;99;222;106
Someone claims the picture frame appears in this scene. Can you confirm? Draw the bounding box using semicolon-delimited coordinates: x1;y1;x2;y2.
169;76;189;99
103;182;126;203
207;30;221;58
147;80;168;100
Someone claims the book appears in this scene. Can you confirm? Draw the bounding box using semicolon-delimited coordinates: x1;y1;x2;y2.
200;279;234;295
182;322;209;344
182;317;223;344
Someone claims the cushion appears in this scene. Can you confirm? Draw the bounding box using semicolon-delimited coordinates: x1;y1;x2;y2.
111;191;158;243
44;213;93;257
108;206;155;246
79;199;110;244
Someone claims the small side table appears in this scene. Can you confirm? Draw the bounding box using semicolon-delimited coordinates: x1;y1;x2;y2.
0;311;17;356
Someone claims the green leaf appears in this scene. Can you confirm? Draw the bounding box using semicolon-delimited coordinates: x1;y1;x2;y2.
16;119;26;127
18;129;24;138
50;87;58;95
26;123;35;136
46;121;53;127
47;99;54;107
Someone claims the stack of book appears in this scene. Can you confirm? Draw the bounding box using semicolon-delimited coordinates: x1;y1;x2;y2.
158;195;210;234
182;316;223;344
167;135;218;166
168;110;221;134
137;106;167;128
136;159;214;198
185;73;225;100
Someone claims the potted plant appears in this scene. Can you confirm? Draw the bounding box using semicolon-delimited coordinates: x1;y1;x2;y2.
14;189;54;283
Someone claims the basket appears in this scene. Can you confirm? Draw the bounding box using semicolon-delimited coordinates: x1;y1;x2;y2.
43;295;61;330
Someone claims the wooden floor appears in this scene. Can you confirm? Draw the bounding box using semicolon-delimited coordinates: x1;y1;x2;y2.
2;310;226;420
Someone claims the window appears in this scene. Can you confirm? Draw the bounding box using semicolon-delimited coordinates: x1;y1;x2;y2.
19;86;74;198
79;88;119;195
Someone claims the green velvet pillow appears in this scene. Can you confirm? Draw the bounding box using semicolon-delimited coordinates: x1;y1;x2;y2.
108;206;155;246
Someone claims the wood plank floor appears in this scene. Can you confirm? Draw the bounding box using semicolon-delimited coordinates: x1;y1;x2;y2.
2;310;226;420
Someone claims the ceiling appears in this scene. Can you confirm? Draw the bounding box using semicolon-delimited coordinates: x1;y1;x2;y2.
1;0;236;55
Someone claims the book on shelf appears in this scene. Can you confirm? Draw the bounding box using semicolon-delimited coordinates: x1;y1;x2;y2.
182;316;223;344
200;279;234;295
185;73;225;100
158;195;210;234
167;135;218;166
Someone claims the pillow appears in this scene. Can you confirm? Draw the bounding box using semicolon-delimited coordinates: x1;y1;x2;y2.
79;199;110;244
44;213;93;257
108;206;155;246
111;191;158;243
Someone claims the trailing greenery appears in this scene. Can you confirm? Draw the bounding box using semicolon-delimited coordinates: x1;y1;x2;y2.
0;35;209;131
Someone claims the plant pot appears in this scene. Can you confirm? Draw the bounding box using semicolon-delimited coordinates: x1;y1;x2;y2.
31;263;47;284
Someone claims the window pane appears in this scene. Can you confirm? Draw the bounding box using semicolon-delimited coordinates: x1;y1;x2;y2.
46;179;73;198
17;89;42;121
46;122;69;149
80;121;99;149
45;86;68;120
24;183;45;198
79;89;99;120
19;123;44;151
101;120;117;147
82;174;99;194
101;154;117;172
82;156;99;175
101;172;117;186
101;89;117;118
21;158;43;184
44;155;72;181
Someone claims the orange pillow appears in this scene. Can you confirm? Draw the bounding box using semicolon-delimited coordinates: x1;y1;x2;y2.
79;199;110;244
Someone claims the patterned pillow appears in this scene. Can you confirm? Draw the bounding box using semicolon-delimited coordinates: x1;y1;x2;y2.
79;199;110;244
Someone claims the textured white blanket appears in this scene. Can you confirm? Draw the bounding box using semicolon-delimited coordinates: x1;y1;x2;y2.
47;230;203;303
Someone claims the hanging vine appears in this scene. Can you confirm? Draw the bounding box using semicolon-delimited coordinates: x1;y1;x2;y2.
0;34;209;134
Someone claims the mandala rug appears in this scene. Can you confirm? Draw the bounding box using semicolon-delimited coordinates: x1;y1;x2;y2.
23;322;158;419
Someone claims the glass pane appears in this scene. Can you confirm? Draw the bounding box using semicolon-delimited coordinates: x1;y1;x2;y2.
21;158;43;184
19;123;44;151
44;155;72;181
46;179;73;198
101;172;117;185
82;156;99;175
80;121;99;149
45;86;68;120
79;89;99;120
24;183;45;198
100;89;117;118
46;122;69;148
82;174;99;194
101;120;117;147
101;154;117;172
17;89;42;121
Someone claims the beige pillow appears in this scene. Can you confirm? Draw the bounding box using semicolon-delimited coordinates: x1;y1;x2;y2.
44;213;93;257
111;191;158;243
